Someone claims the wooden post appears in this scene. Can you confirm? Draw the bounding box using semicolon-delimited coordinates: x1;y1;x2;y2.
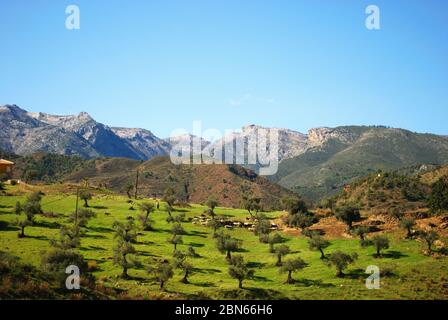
134;169;139;200
75;185;80;226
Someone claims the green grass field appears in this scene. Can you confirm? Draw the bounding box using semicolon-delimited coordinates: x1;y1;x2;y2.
0;184;447;300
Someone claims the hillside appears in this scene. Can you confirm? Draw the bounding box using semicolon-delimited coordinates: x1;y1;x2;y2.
0;184;447;300
5;105;448;203
331;170;430;214
12;153;88;183
272;126;448;201
64;156;294;209
329;163;448;215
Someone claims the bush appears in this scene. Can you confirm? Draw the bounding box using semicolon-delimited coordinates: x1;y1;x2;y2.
41;249;89;286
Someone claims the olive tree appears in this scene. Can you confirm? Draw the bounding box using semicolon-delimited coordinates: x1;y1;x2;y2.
372;235;389;257
241;196;261;217
16;193;42;238
168;223;185;252
124;182;134;199
112;220;138;278
148;260;174;290
281;197;307;215
419;230;439;253
216;232;242;261
280;257;307;284
353;225;369;241
335;205;361;231
308;235;330;259
274;245;290;266
228;255;254;289
173;250;194;284
326;251;358;277
254;214;271;242
69;208;96;230
268;233;283;253
137;202;155;231
162;188;176;209
79;190;93;207
206;196;218;218
400;218;416;239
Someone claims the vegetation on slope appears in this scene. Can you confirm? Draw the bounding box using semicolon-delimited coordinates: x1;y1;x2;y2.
0;183;447;300
64;156;294;209
273;126;448;201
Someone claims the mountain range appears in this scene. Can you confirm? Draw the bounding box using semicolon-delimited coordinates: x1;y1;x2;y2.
2;104;448;201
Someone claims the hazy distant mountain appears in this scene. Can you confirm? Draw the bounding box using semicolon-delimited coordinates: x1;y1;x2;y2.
0;105;99;158
204;124;309;163
111;127;171;159
29;111;141;159
0;105;173;160
165;134;211;153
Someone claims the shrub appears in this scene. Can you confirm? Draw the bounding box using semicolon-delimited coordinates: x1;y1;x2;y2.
41;248;89;285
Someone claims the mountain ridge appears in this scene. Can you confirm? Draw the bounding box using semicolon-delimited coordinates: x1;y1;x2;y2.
3;104;448;202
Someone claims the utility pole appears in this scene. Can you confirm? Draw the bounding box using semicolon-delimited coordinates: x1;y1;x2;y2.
75;185;80;226
134;169;139;200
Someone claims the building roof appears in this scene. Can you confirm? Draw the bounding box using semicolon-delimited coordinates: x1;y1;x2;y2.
0;159;14;165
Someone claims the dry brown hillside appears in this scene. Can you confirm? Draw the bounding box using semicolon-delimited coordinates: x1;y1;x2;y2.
420;164;448;185
64;156;295;209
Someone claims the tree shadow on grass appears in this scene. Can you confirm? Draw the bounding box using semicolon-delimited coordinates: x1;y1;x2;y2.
373;251;408;259
34;220;61;229
252;275;273;282
26;234;49;241
247;261;266;269
138;240;159;246
81;245;107;251
187;230;208;238
343;268;366;280
0;221;18;231
294;278;335;288
218;287;288;300
89;226;114;233
151;228;171;234
91;205;108;210
187;242;205;248
138;251;159;258
84;233;107;239
124;275;152;283
194;267;222;274
193;281;217;288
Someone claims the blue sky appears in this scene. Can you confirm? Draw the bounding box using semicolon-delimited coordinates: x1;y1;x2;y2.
1;0;447;138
